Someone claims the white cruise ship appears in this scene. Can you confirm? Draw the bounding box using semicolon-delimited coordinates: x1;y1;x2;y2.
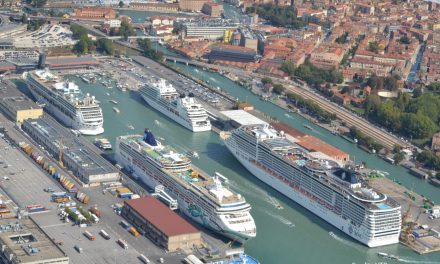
139;79;211;132
115;129;256;243
222;124;401;247
24;69;104;135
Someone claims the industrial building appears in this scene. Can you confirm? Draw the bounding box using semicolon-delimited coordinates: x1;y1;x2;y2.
208;45;257;62
0;81;43;124
182;20;237;40
220;110;267;128
22;116;119;185
0;218;69;264
122;197;202;252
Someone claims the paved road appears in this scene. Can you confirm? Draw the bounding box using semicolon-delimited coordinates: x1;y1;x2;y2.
165;56;411;150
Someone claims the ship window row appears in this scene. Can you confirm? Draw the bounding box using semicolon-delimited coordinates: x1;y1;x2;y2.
229;218;252;224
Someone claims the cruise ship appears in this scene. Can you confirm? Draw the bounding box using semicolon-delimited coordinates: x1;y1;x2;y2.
115;129;256;243
139;79;211;132
24;69;104;135
222;124;401;247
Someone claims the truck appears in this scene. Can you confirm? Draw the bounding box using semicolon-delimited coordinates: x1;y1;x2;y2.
120;220;130;230
129;226;139;237
84;231;96;241
89;206;101;217
53;197;69;203
74;245;83;253
99;229;111;240
117;239;128;249
139;254;150;264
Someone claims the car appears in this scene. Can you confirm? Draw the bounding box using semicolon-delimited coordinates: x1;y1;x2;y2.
74;245;82;253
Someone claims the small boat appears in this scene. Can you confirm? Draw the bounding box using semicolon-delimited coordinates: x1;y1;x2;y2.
341;135;358;144
377;252;401;260
94;138;112;150
109;100;118;105
154;120;160;125
187;150;199;158
128;124;134;130
113;107;120;113
303;124;313;130
106;93;110;96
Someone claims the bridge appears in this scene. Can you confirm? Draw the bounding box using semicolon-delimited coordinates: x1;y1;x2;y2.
107;35;164;40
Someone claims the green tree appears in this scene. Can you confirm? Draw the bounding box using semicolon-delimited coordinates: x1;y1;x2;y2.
368;41;379;53
119;0;124;7
120;21;134;41
364;94;381;117
399;36;411;44
280;61;296;75
377;101;402;132
261;77;273;85
427;82;440;92
96;38;114;55
401;113;437;139
272;84;285;95
394;152;405;164
245;3;307;28
70;24;88;40
74;35;92;54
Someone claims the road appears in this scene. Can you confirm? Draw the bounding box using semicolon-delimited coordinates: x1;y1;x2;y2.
164;56;411;150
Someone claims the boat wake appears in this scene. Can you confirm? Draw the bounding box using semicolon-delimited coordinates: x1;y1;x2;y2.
154;119;161;126
228;181;284;210
284;113;292;119
328;231;355;247
263;210;295;228
397;259;440;264
266;195;283;210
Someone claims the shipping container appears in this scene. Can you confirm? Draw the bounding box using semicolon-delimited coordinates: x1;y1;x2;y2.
129;226;139;237
84;231;96;241
54;197;69;203
100;229;111;240
116;187;131;194
119;192;133;199
82;195;90;204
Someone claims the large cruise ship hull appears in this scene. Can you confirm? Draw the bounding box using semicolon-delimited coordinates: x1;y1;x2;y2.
226;145;399;247
115;150;250;243
140;94;211;132
28;87;104;135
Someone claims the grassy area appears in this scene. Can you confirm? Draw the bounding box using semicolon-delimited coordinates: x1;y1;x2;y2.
346;104;365;116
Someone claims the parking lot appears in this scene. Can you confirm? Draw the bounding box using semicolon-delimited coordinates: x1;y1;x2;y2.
0;130;189;264
12;24;76;49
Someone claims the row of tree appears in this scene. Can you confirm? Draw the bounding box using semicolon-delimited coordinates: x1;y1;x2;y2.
137;39;163;61
71;24;114;55
286;92;337;123
364;93;439;139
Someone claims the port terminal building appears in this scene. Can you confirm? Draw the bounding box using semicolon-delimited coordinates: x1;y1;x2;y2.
122;197;202;252
22;116;119;185
0;80;43;124
0;218;69;264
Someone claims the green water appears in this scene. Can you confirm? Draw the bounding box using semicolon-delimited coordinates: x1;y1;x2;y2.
63;67;440;264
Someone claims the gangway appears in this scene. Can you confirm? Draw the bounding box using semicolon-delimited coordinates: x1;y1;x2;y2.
152;185;178;210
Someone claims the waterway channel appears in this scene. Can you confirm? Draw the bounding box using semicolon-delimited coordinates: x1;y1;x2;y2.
19;60;440;263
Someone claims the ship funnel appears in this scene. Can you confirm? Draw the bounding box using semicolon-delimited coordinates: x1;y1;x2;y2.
143;128;158;146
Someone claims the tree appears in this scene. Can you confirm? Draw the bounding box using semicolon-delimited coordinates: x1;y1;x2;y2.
364;94;381;117
272;84;285;95
119;0;124;7
399;36;411;44
96;38;114;55
413;87;423;98
401;113;437;139
393;144;401;154
394;152;405;164
427;82;440;92
280;61;296;75
70;24;88;40
137;39;163;61
384;75;399;91
245;3;307;29
368;41;379;53
120;21;134;41
261;77;273;85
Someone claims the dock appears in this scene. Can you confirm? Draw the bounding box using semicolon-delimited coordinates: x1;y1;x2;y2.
368;177;440;254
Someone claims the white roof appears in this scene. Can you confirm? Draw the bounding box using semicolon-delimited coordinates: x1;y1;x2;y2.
220;110;267;126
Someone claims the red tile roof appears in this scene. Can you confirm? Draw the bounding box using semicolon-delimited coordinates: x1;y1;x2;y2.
124;197;199;237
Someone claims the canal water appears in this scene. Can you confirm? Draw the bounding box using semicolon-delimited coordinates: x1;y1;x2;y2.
41;65;438;264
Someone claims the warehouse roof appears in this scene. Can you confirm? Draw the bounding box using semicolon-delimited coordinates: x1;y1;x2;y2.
220;110;267;126
125;197;199;237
